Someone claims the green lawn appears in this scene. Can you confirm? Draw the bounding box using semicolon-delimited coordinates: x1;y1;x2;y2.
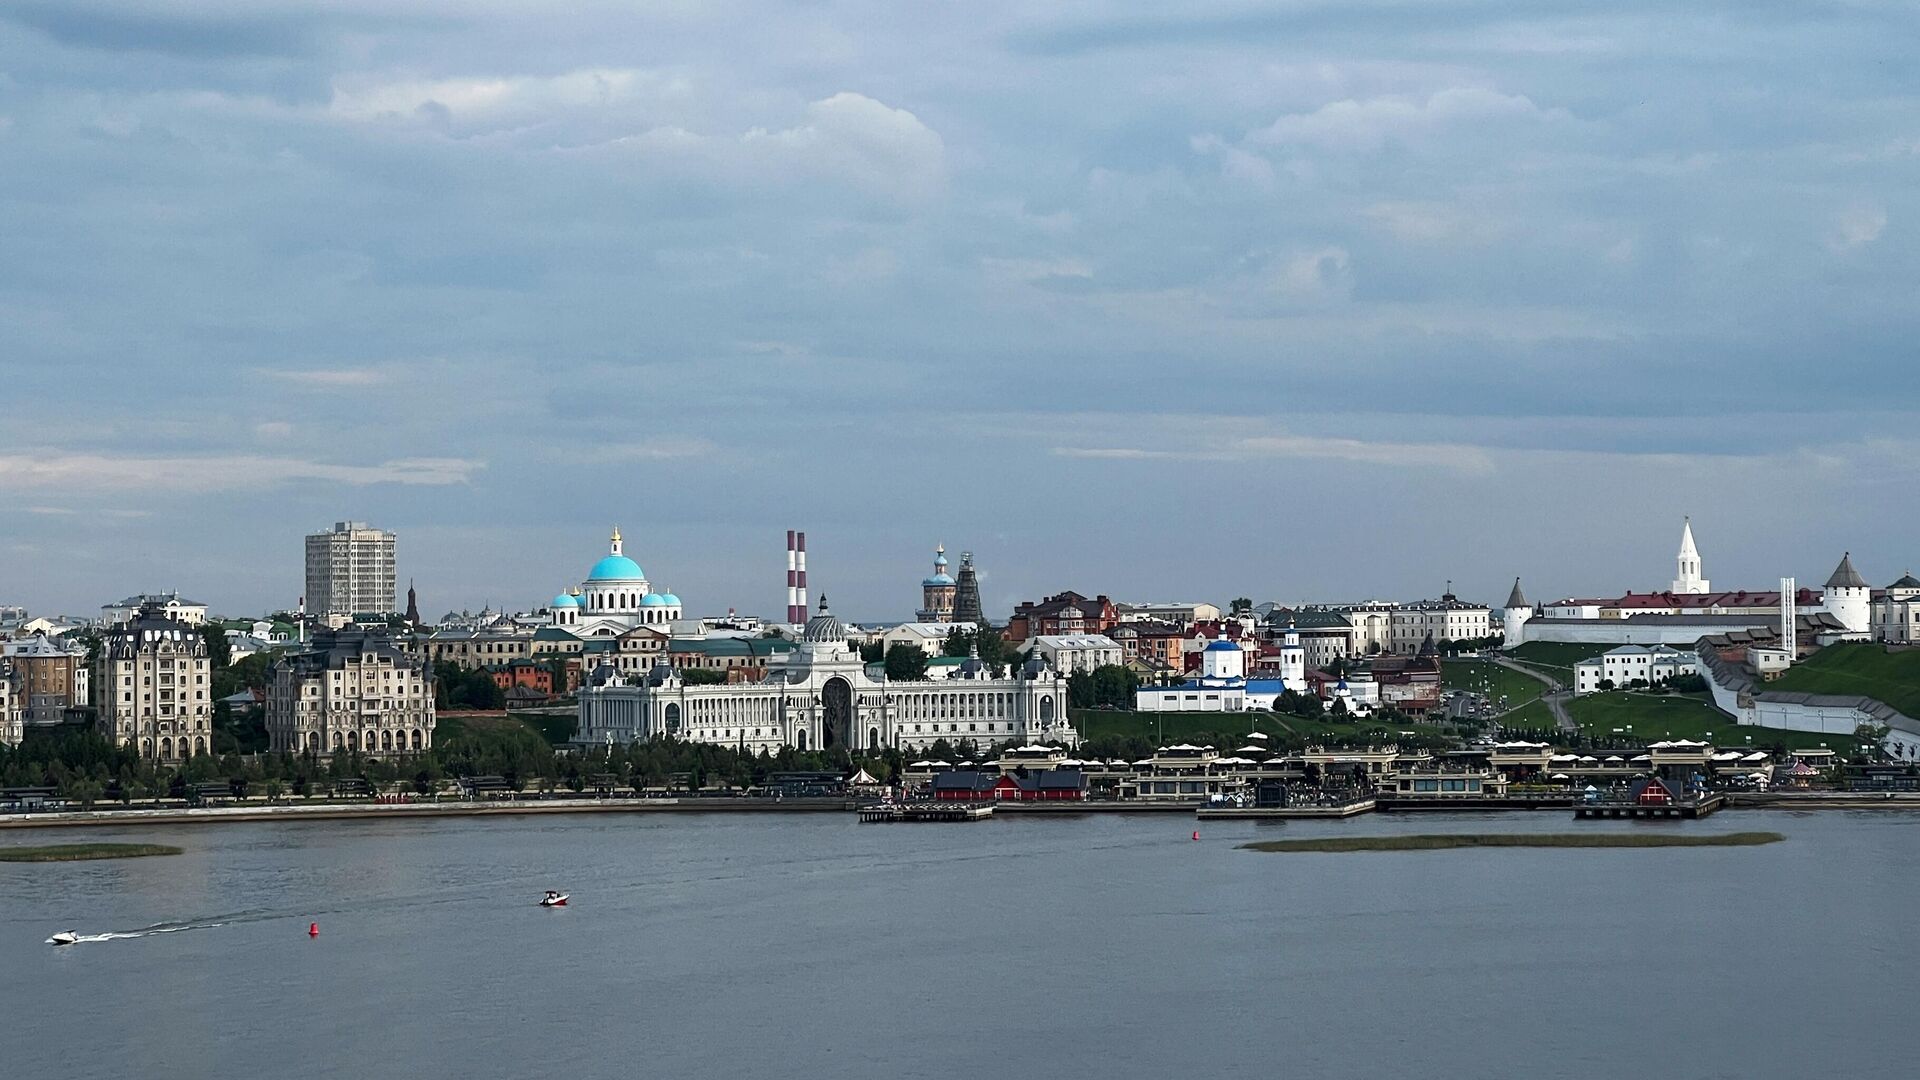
1498;698;1557;732
1502;641;1603;671
1768;644;1920;718
0;843;182;862
1443;660;1545;710
1072;710;1446;750
1073;710;1293;746
1565;693;1848;752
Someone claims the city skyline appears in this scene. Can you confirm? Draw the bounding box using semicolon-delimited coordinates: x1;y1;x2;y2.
2;3;1916;617
0;513;1906;627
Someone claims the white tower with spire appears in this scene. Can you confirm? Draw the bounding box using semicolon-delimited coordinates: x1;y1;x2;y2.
1277;622;1307;692
1502;578;1532;649
1672;517;1709;594
1822;553;1871;635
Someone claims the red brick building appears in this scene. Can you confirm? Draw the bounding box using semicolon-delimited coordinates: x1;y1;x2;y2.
1006;591;1117;642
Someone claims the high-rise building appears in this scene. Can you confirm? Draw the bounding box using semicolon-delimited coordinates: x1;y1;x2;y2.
305;521;397;616
952;551;984;626
94;600;211;762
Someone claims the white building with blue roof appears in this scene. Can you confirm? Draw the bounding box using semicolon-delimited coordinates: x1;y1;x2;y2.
545;527;684;637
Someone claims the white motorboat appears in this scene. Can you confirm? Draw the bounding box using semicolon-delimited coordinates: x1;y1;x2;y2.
47;931;79;946
539;892;568;907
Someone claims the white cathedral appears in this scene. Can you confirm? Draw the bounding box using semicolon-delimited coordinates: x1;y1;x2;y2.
578;597;1079;754
546;527;684;636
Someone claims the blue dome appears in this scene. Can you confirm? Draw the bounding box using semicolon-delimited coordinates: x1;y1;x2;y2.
662;593;681;606
552;593;579;608
640;593;667;607
923;573;955;586
1204;639;1240;652
588;555;645;581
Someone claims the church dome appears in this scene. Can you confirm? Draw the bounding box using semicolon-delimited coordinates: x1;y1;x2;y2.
588;554;645;582
1204;638;1240;652
923;573;956;586
552;592;579;608
640;593;667;607
661;593;681;606
803;596;845;643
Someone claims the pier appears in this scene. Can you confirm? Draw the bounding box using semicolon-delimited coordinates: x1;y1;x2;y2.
1196;797;1376;820
857;802;996;823
1574;794;1726;820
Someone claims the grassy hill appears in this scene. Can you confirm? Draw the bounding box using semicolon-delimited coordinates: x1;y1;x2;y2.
1502;641;1603;671
1768;645;1920;718
1443;659;1546;710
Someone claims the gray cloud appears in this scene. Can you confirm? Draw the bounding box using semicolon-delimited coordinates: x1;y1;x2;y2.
1;1;1915;617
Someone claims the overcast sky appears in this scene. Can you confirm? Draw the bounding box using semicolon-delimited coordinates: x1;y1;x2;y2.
2;1;1916;622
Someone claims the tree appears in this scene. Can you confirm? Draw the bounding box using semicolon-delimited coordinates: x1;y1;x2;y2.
200;625;233;670
1230;598;1253;617
883;644;930;681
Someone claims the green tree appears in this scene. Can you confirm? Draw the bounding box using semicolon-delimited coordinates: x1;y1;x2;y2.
200;624;233;670
883;644;930;681
1230;598;1253;617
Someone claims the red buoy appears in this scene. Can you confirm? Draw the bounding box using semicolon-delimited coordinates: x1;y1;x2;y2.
1192;831;1200;841
308;922;319;937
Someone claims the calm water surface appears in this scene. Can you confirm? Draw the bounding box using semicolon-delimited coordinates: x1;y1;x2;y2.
3;809;1914;1079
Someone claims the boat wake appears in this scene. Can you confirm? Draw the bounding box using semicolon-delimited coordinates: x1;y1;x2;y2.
52;912;266;946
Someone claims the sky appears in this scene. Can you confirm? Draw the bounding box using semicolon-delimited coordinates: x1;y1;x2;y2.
2;1;1917;622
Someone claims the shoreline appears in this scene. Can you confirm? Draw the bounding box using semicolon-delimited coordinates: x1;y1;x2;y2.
3;791;1919;831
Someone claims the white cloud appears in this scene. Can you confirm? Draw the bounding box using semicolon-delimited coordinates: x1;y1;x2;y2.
1272;246;1353;306
578;90;947;201
1053;430;1491;474
1830;202;1887;251
598;438;716;461
255;367;389;388
329;68;683;132
0;454;482;493
1249;87;1568;152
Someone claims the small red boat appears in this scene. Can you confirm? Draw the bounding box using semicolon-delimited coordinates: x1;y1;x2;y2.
540;891;569;907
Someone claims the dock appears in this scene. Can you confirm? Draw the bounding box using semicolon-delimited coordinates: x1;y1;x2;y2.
1574;794;1726;820
857;802;995;823
1376;795;1574;812
1196;798;1376;820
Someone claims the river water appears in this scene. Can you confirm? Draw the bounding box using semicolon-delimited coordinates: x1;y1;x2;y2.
3;809;1914;1079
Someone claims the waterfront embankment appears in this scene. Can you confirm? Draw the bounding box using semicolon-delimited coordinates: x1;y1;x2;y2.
6;791;1920;831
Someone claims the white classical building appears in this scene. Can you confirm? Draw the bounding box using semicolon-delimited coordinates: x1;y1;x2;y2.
266;629;435;756
1134;636;1250;712
102;592;207;628
1572;645;1697;696
94;600;212;761
544;528;685;637
578;598;1077;754
878;620;976;657
1024;634;1124;674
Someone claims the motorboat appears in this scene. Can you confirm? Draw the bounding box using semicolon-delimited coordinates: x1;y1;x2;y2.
47;931;79;946
539;892;568;907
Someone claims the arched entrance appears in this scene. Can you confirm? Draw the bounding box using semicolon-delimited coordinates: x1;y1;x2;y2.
664;703;682;737
1040;696;1055;725
821;677;853;749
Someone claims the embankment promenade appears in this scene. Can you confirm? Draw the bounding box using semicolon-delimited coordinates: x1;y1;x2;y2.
4;790;1919;831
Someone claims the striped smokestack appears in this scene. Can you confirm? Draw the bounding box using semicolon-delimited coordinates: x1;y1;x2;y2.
786;530;801;623
795;532;808;621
